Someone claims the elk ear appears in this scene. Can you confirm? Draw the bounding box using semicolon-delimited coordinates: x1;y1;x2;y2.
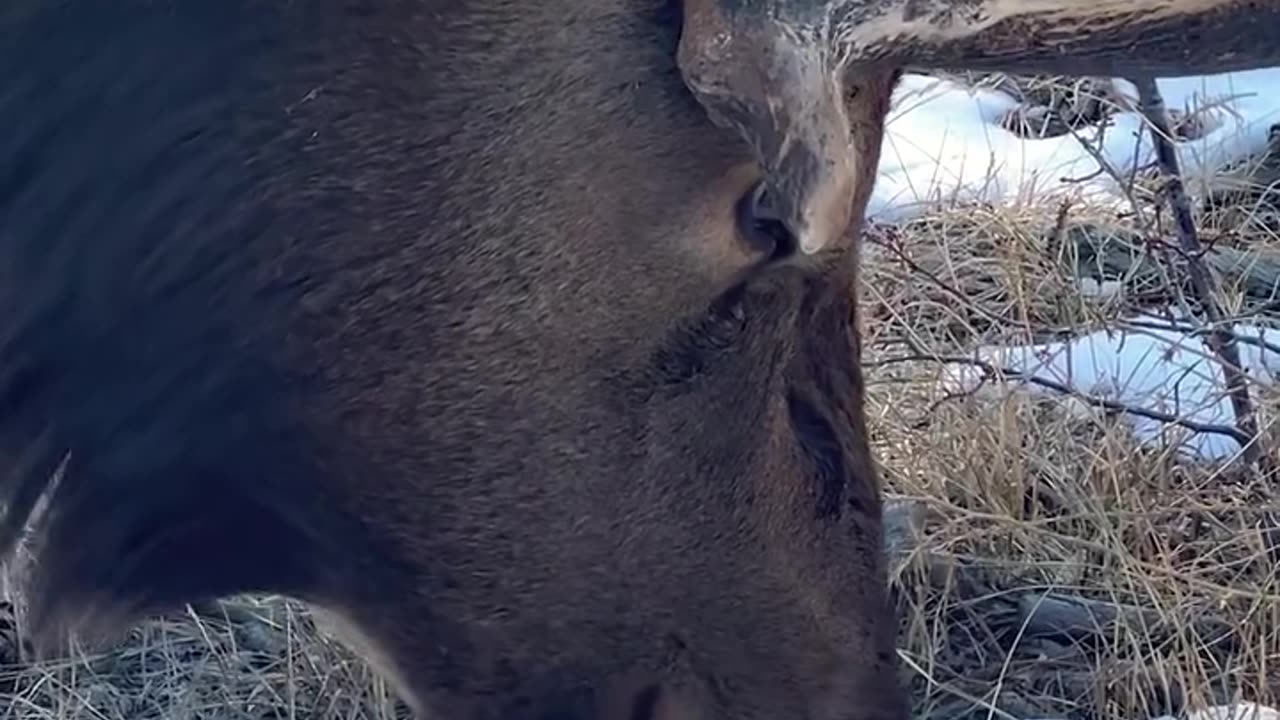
676;0;858;258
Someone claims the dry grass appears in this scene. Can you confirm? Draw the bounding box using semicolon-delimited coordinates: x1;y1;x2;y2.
2;75;1279;720
0;591;410;720
862;111;1280;719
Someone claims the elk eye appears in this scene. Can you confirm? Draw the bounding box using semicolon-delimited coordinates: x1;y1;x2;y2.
735;181;798;261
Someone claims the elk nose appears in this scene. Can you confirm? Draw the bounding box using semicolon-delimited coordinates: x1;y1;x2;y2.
735;180;799;261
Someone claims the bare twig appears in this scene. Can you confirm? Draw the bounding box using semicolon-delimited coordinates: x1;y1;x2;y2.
1119;316;1280;360
865;226;1030;335
1062;115;1151;212
1063;116;1197;314
868;342;1252;443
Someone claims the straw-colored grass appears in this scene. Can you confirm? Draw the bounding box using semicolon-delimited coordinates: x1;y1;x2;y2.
865;207;1280;719
1;74;1278;720
0;591;410;719
863;77;1280;719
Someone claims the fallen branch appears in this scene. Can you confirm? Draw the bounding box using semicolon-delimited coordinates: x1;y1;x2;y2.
1066;223;1280;308
1017;591;1155;639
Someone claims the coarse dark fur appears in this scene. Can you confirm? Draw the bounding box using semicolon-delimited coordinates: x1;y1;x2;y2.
0;1;908;718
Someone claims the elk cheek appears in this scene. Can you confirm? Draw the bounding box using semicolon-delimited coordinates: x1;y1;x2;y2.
786;388;846;521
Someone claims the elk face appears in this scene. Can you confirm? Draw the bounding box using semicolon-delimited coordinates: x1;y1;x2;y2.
663;0;1280;718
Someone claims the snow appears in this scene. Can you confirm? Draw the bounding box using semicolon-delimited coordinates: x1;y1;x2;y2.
870;68;1280;222
878;68;1280;461
1152;704;1280;720
938;315;1280;460
1030;704;1280;720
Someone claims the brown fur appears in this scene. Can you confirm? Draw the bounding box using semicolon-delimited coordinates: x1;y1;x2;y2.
0;2;907;718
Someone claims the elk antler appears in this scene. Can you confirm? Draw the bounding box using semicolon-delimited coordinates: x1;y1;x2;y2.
679;0;1280;255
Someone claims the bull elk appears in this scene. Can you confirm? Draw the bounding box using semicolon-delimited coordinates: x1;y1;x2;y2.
1;1;1276;718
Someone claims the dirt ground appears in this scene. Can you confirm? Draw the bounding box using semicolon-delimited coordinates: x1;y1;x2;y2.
2;75;1278;720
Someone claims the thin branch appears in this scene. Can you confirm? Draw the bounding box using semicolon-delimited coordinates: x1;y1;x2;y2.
1131;74;1280;563
864;227;1029;335
1062;116;1149;213
1063;114;1196;316
1118;317;1280;360
868;344;1252;444
1133;76;1274;468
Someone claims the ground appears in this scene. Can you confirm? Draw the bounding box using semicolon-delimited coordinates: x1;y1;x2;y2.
2;74;1279;720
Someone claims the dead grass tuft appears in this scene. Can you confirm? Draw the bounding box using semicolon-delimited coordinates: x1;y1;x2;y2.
0;590;410;719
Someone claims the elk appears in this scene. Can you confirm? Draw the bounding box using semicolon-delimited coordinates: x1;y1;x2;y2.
1;1;1277;718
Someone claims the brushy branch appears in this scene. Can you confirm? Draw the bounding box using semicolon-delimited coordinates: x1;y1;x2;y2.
1131;76;1273;467
1131;75;1280;562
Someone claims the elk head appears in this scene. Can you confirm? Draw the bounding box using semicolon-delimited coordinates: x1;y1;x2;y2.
3;3;1279;720
679;0;1280;257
